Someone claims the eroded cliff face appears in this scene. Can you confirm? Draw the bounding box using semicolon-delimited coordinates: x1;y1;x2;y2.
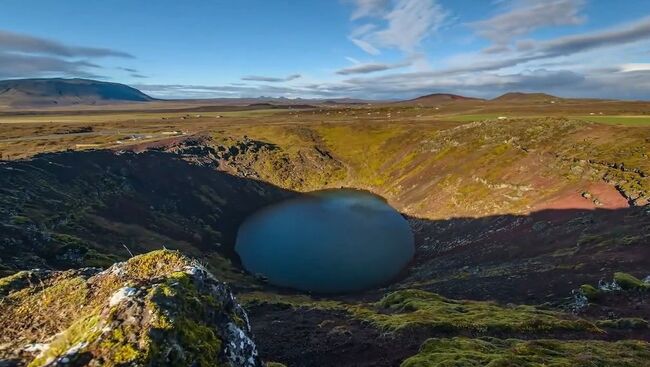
0;250;261;367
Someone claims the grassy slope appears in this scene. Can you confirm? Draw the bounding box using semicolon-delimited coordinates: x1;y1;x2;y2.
214;115;649;218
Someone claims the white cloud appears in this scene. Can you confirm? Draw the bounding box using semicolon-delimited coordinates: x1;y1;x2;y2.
620;63;650;73
375;0;448;52
348;0;448;55
350;0;389;20
349;37;381;55
345;56;361;64
241;74;302;82
471;0;586;47
336;59;411;75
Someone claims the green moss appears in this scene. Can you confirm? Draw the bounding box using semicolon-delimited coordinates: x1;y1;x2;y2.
51;233;86;246
124;249;189;281
175;317;223;366
580;284;601;301
95;324;147;365
401;337;650;367
614;272;648;291
265;363;288;367
39;276;88;308
0;270;30;296
239;291;343;310
147;272;225;366
10;215;31;225
596;318;649;330
29;314;102;367
83;248;118;268
241;289;598;335
354;289;598;334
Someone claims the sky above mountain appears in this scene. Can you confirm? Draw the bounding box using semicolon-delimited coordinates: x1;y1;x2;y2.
1;0;650;100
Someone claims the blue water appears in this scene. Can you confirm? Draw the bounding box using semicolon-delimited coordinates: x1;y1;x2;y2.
235;189;414;293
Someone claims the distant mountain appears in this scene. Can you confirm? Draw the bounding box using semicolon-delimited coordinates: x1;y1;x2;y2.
491;92;561;103
0;78;154;108
401;93;484;105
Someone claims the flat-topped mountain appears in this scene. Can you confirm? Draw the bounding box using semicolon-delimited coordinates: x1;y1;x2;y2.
0;78;154;108
492;92;562;102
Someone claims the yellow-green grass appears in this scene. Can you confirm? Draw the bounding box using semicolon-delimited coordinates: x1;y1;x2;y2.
443;113;549;122
579;115;650;126
446;113;650;126
0;109;282;124
401;337;650;367
240;289;598;334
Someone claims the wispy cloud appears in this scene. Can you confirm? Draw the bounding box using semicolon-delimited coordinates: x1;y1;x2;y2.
350;0;389;20
345;56;361;64
241;74;302;82
470;0;586;48
0;51;102;79
336;59;411;75
619;63;650;73
135;83;318;99
0;29;134;79
348;0;448;55
522;16;650;57
0;29;133;58
349;38;381;55
432;17;650;77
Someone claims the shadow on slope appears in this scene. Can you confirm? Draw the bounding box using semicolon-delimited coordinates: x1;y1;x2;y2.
0;147;648;301
0;149;297;282
402;206;650;304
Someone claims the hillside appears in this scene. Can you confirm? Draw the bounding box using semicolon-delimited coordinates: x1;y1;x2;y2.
401;93;484;106
0;78;154;108
492;92;562;103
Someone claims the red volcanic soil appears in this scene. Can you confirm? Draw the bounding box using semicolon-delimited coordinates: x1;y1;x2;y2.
116;134;208;153
535;182;629;213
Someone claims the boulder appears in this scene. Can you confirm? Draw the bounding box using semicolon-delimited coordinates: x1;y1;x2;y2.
0;250;261;367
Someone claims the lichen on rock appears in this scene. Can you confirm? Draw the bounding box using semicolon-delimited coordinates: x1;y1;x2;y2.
0;250;261;367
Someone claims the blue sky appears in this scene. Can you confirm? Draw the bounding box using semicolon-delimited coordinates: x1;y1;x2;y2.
1;0;650;99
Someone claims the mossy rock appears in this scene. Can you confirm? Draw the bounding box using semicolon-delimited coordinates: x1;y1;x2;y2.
1;250;262;367
614;272;648;291
579;284;601;301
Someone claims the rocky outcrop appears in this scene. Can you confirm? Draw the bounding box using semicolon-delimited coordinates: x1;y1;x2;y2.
0;250;261;367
